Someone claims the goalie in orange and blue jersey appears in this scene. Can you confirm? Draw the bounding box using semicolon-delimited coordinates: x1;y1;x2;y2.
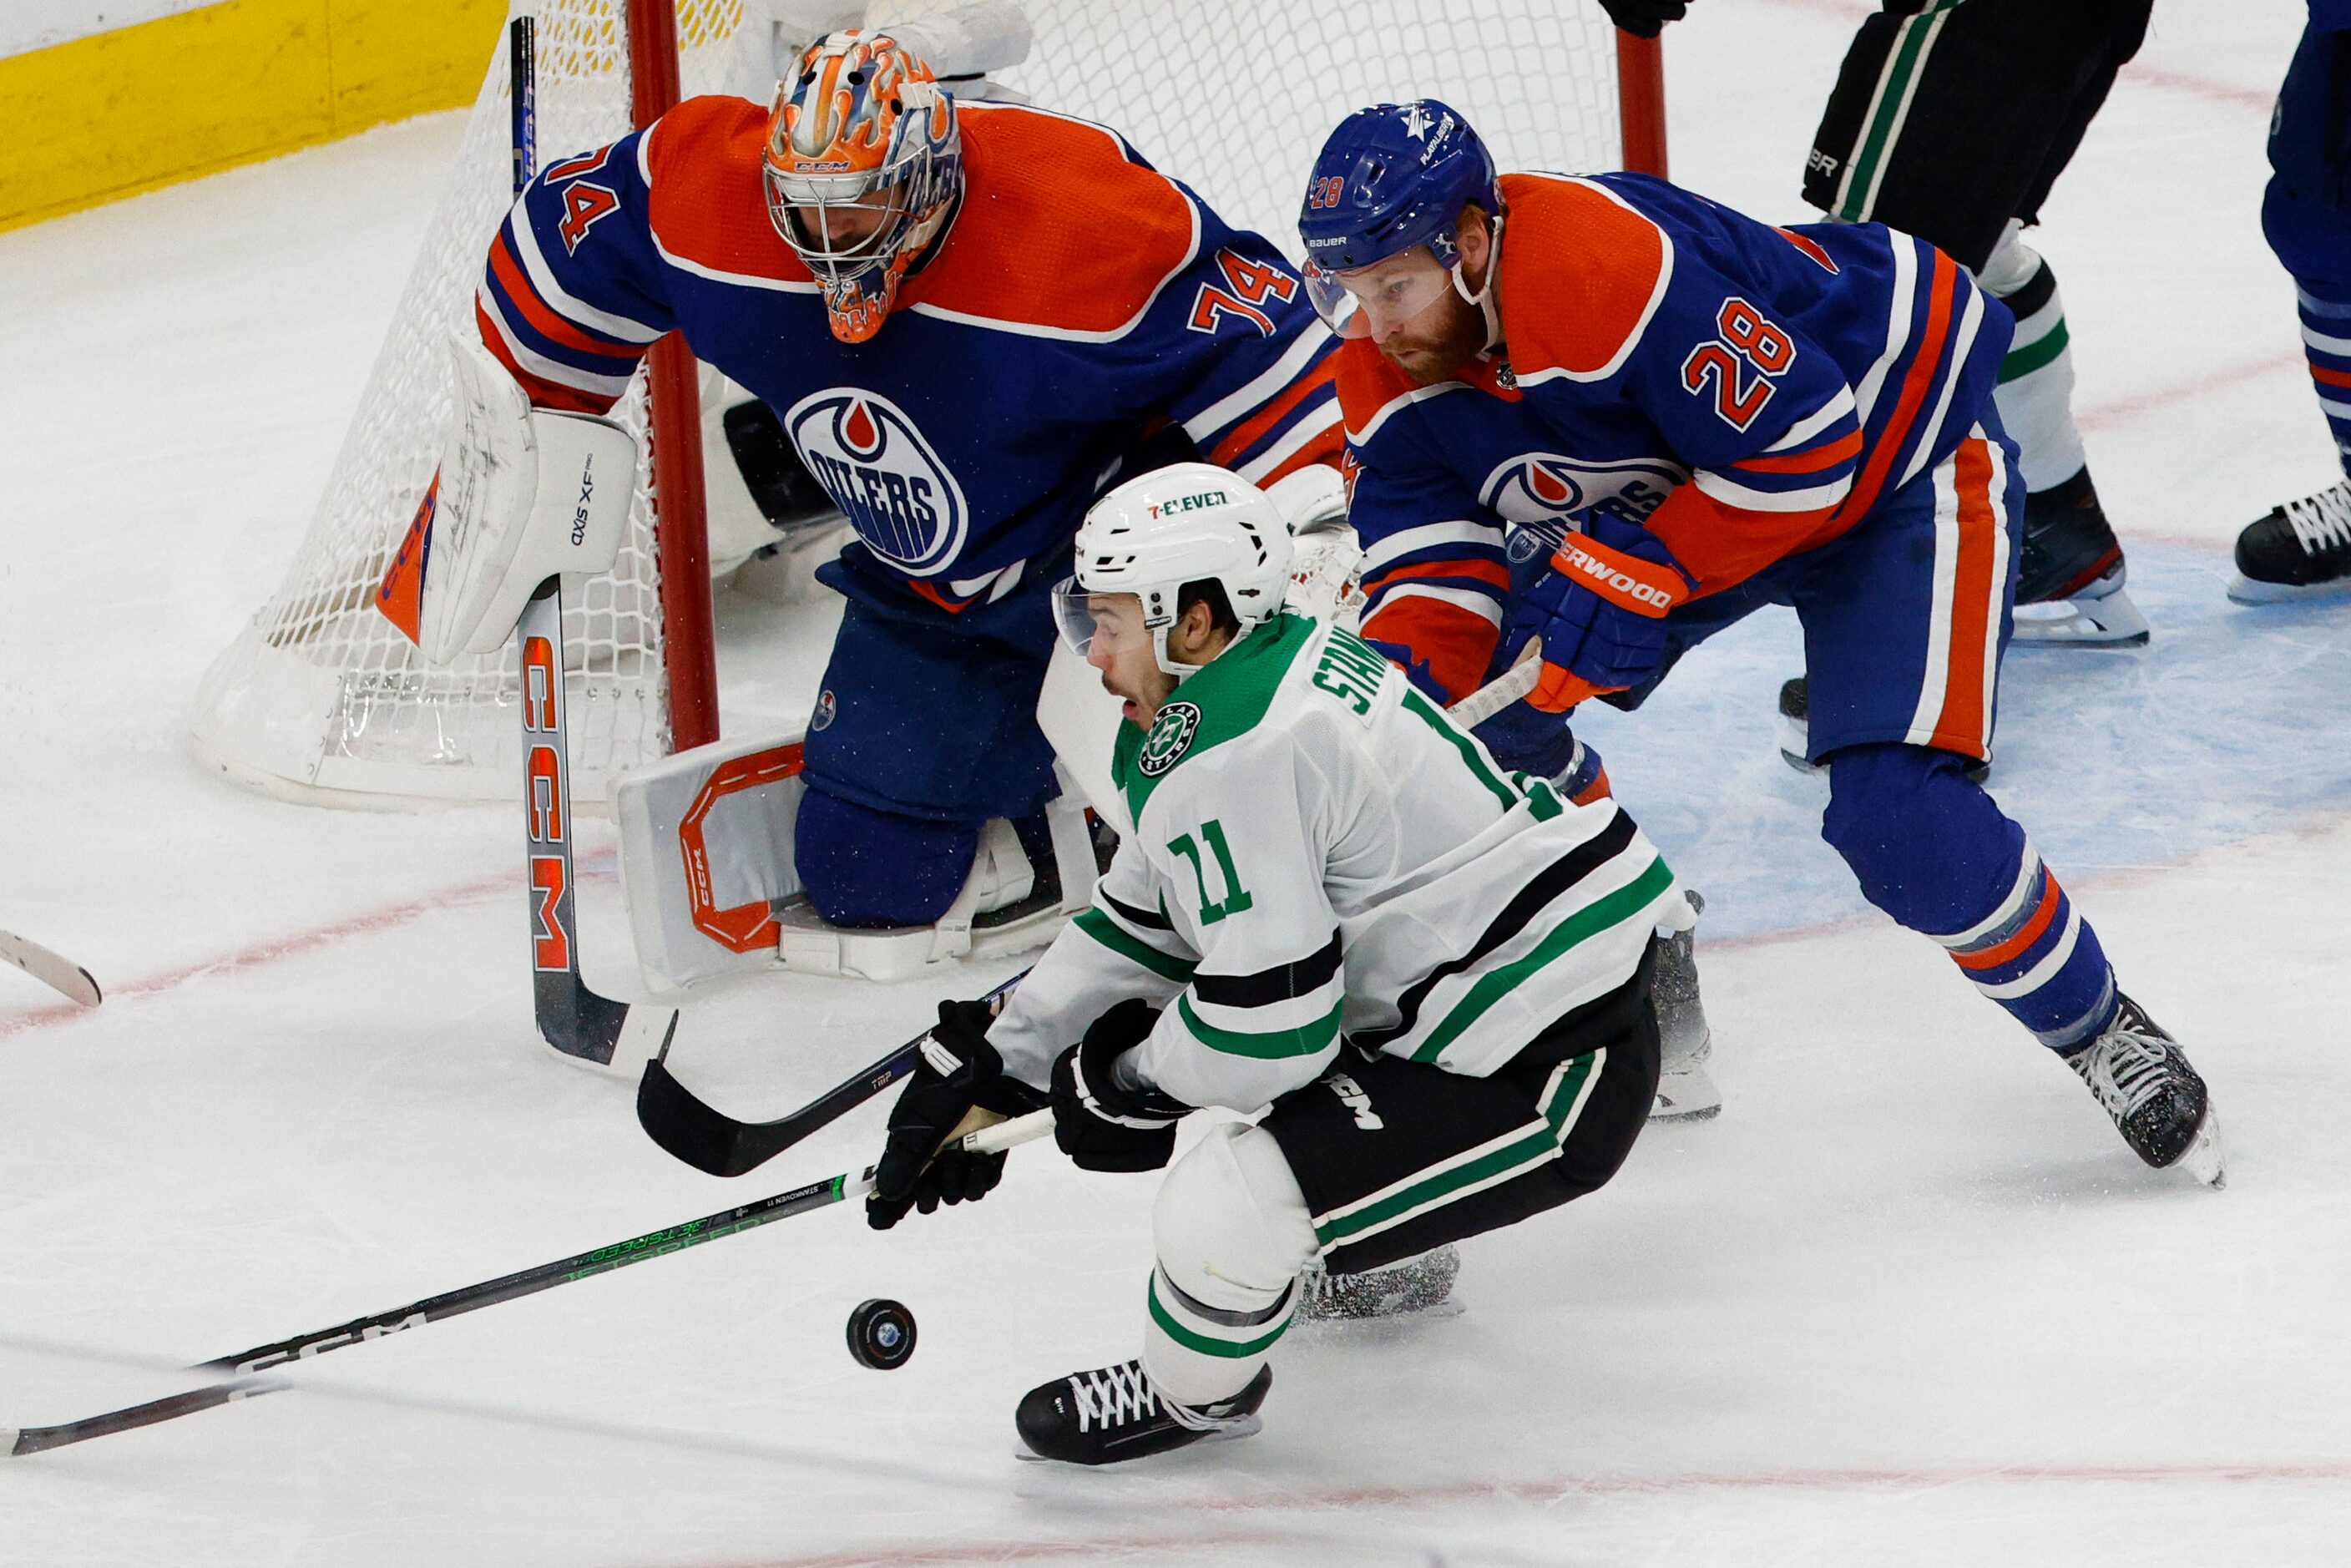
468;30;1342;929
1299;100;2222;1182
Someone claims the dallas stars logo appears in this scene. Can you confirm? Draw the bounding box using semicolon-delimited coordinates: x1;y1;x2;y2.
1137;701;1203;778
1401;104;1433;141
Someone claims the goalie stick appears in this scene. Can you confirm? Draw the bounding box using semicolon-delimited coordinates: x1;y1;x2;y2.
631;658;1542;1178
0;929;100;1009
3;1110;1054;1457
501;16;675;1072
635;969;1030;1177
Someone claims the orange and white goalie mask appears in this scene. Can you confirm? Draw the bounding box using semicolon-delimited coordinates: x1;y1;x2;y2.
765;31;962;344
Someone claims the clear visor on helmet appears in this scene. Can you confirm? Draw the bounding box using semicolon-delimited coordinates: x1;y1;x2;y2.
1303;245;1457;340
1051;576;1160;658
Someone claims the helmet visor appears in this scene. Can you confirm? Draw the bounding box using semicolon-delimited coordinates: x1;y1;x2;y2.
1303;246;1455;341
1050;575;1100;656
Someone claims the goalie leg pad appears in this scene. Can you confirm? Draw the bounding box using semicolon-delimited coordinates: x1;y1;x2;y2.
795;786;979;929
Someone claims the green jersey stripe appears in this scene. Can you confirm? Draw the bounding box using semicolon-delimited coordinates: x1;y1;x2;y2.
1314;1124;1559;1245
1410;855;1675;1064
1400;687;1520;812
1176;993;1342;1059
1148;1276;1292;1358
1997;318;2070;384
1074;907;1196;983
1538;1048;1604;1143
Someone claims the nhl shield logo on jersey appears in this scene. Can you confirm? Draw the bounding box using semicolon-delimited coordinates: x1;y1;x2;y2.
1481;453;1686;530
786;389;970;574
1137;701;1203;778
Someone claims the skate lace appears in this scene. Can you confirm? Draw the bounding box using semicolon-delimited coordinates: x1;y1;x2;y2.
1068;1361;1163;1434
2074;1016;2180;1119
2283;482;2351;554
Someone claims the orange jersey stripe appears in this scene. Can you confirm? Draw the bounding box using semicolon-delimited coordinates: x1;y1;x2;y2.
476;303;615;413
1360;594;1499;705
1365;557;1513;593
1838;248;1958;527
2311;362;2351;389
488;232;636;362
1732;427;1863;476
1924;435;2000;756
1255;422;1344;486
1208;357;1337;468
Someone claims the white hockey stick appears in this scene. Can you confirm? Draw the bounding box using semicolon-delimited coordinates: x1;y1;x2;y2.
0;930;100;1009
1445;648;1543;729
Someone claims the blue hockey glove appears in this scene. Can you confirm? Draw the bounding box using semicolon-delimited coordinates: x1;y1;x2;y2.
1050;999;1191;1173
1505;520;1692;712
867;999;1049;1230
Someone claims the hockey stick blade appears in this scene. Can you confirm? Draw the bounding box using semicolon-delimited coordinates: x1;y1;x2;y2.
633;969;1030;1178
0;930;101;1009
4;1111;1053;1456
537;970;675;1075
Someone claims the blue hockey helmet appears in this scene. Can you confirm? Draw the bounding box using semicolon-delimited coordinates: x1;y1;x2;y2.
1297;101;1500;337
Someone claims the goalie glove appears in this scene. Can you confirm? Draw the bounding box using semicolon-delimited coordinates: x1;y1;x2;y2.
866;999;1049;1229
1506;519;1692;713
1049;999;1191;1173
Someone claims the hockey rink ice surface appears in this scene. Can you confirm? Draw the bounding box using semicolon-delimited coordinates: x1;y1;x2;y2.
3;4;2347;1565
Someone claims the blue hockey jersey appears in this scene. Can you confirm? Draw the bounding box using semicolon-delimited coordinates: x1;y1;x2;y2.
478;95;1342;608
1337;171;2012;701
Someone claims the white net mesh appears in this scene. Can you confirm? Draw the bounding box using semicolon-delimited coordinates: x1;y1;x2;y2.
191;0;1624;807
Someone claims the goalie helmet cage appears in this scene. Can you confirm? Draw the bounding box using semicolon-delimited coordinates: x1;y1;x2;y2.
189;0;1666;809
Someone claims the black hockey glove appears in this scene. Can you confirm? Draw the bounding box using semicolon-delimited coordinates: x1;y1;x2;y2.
1049;999;1192;1174
867;999;1048;1231
1597;0;1687;38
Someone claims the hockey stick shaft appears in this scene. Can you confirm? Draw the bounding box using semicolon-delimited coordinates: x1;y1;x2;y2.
635;968;1031;1177
1446;650;1541;730
0;930;100;1009
4;1111;1054;1457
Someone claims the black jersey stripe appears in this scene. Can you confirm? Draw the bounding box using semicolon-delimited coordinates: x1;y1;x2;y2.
1102;888;1173;931
1191;933;1344;1010
1352;809;1642;1052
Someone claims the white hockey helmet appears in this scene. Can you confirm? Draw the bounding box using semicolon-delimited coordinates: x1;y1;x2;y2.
1054;462;1297;677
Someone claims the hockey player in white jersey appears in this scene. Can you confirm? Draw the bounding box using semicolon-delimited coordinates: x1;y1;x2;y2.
862;463;1689;1463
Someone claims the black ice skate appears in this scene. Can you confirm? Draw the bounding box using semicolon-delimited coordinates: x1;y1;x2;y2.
2060;995;2222;1186
1015;1359;1270;1465
1773;677;1989;781
2227;479;2351;604
1651;889;1721;1120
2009;467;2149;646
1297;1244;1460;1322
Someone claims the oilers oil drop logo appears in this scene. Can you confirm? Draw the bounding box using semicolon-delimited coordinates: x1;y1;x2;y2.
786;390;969;574
1481;453;1686;530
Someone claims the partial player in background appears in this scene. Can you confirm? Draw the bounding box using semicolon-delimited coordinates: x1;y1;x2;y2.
2231;2;2351;602
1302;102;2222;1185
448;28;1339;933
864;467;1684;1464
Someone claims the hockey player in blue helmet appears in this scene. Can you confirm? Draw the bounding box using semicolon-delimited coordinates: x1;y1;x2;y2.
1301;100;2220;1184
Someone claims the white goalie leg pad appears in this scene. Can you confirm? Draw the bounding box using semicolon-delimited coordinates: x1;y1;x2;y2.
418;337;637;664
1145;1121;1319;1406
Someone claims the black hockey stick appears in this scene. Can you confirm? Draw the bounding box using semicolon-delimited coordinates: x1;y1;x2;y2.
503;17;674;1071
635;969;1029;1177
3;1110;1053;1456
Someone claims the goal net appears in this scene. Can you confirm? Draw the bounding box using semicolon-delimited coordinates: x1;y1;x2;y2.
190;0;1646;807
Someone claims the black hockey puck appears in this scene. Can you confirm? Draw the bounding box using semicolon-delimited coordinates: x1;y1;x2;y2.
847;1297;917;1370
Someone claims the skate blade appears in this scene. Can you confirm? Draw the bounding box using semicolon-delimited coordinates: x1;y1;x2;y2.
1011;1414;1265;1463
2227;571;2351;606
2173;1107;2225;1189
1775;709;1823;775
1650;1065;1723;1121
2010;585;2151;646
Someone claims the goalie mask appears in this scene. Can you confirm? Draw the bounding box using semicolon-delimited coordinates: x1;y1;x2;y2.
766;30;963;344
1054;463;1297;678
